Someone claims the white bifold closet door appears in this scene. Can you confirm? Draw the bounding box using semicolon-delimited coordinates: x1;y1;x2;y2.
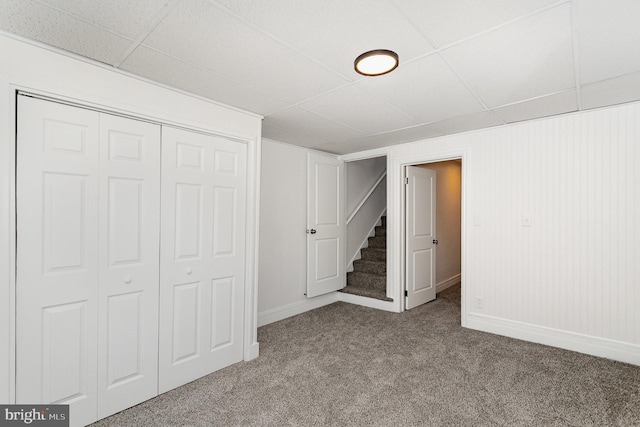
159;126;247;393
96;114;160;419
16;96;160;426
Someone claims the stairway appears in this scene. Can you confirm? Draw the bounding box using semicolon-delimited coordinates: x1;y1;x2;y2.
340;216;392;302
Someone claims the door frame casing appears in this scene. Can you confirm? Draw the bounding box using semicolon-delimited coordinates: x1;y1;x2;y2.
388;150;467;323
339;148;392;307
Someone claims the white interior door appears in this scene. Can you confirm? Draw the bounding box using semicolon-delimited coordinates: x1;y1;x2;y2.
159;126;247;393
306;153;345;298
16;96;100;427
405;166;437;310
97;114;160;418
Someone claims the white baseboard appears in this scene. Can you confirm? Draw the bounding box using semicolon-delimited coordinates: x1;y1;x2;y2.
336;292;398;312
436;274;461;293
466;312;640;366
257;293;337;327
244;342;260;361
258;289;401;328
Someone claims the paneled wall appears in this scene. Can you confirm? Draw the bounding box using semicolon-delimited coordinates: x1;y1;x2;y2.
390;101;640;363
479;108;639;344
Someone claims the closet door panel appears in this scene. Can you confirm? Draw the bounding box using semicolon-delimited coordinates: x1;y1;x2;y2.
16;96;100;427
105;291;143;382
97;114;160;419
207;139;247;359
210;277;234;349
210;139;247;279
107;177;143;264
171;281;201;363
159;128;210;392
159;127;246;393
175;182;203;260
42;302;89;403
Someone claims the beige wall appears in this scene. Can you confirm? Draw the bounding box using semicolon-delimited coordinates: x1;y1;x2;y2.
418;161;462;286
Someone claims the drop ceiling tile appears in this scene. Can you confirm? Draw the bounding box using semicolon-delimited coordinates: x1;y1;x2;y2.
0;0;132;64
38;0;170;39
374;124;445;145
442;4;575;108
358;53;484;124
575;0;640;84
214;0;435;79
397;0;557;47
492;90;578;123
265;107;362;143
310;142;353;155
120;46;286;115
324;135;396;155
427;111;503;134
581;73;640;111
299;84;418;134
312;138;376;155
143;0;348;104
262;123;328;150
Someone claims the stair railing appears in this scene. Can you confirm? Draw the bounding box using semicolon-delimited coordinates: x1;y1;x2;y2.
347;171;386;225
346;171;387;271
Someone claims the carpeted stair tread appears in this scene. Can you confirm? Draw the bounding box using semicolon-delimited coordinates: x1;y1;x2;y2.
360;247;386;261
346;271;386;290
340;285;393;301
353;259;386;275
367;236;385;249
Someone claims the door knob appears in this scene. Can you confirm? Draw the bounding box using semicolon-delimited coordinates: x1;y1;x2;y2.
433;239;438;244
186;267;193;275
307;229;317;234
123;276;132;284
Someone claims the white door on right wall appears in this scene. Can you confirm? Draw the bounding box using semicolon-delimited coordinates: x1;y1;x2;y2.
405;166;437;310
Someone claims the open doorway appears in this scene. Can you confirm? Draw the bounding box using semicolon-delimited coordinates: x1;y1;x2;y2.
339;155;389;304
402;158;462;312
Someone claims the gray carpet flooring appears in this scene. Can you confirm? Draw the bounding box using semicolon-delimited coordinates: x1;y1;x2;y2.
93;284;640;426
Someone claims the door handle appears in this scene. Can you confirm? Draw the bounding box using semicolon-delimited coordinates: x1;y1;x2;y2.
307;229;317;234
433;239;438;244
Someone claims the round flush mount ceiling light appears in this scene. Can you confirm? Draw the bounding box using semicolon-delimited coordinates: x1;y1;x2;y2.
354;49;399;76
